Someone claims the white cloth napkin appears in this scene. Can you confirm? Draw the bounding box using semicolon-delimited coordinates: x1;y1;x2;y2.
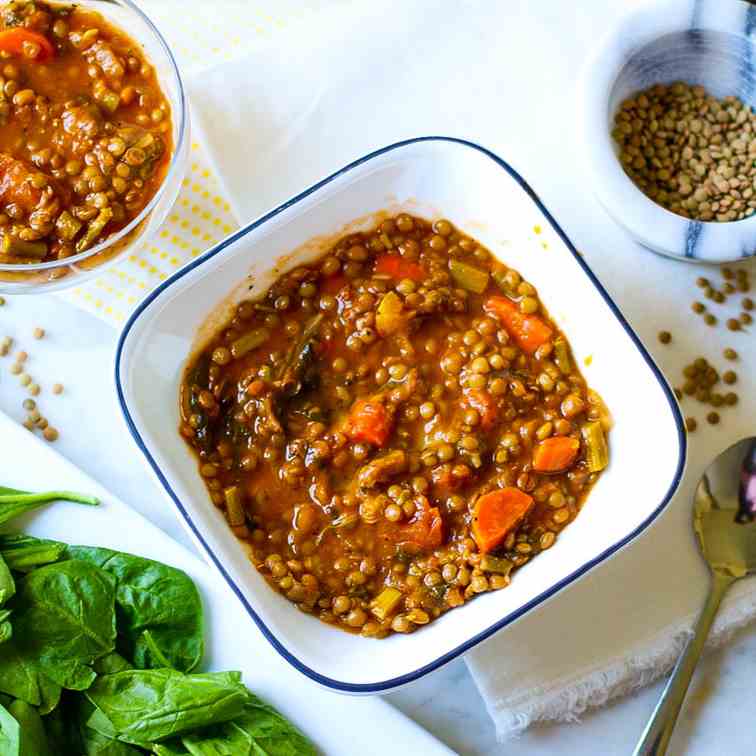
187;0;756;739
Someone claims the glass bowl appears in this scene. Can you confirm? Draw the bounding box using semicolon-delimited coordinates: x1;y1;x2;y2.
0;0;188;294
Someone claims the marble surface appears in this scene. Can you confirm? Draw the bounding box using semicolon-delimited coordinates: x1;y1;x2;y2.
2;269;756;756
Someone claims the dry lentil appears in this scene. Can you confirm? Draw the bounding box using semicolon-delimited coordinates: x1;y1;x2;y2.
613;83;756;221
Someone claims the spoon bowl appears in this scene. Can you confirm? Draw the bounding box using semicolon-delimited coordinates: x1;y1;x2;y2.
695;437;756;579
636;436;756;756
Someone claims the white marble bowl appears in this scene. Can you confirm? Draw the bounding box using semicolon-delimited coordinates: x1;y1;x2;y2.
115;137;685;693
582;0;756;263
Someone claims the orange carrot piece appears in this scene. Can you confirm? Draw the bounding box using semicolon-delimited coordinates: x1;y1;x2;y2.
345;399;393;446
0;29;54;61
374;254;425;282
483;296;553;354
472;487;534;554
532;436;580;473
464;389;498;430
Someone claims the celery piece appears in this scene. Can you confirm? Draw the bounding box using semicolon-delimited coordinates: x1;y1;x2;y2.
581;421;609;472
480;555;513;575
370;587;403;620
449;259;489;294
230;327;271;359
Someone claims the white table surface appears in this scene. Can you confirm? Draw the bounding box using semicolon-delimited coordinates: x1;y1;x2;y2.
2;262;756;756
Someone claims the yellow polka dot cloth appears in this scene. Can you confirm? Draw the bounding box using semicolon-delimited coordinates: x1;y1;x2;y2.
60;0;330;324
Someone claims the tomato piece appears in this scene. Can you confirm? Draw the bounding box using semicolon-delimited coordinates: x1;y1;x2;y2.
374;254;425;282
0;29;54;62
344;399;393;446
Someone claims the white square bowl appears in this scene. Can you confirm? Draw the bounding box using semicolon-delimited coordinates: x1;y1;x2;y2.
115;137;686;693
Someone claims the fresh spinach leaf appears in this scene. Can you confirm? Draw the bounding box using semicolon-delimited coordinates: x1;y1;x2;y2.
7;700;52;756
0;554;14;606
0;535;67;572
0;609;10;646
153;743;188;755
85;669;248;745
181;696;317;756
0;701;19;756
80;727;146;756
0;638;61;714
12;560;116;690
93;651;132;676
0;490;98;526
66;546;203;673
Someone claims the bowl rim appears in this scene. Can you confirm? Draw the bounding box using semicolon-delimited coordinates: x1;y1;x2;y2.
0;0;188;273
580;0;756;263
114;136;687;693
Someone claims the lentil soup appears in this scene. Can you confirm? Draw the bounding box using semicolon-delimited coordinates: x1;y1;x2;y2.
0;0;172;272
180;214;611;638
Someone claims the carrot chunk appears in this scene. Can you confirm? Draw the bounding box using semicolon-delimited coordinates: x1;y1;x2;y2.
472;487;534;554
345;399;393;446
483;296;553;354
374;254;425;282
0;29;54;62
532;436;580;473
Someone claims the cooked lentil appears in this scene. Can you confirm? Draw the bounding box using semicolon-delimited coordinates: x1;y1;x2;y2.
180;214;611;637
0;1;172;269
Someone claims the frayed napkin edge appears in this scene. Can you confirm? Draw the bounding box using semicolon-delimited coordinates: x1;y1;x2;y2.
484;587;756;741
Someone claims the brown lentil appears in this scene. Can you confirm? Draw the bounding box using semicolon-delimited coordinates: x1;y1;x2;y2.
180;213;609;637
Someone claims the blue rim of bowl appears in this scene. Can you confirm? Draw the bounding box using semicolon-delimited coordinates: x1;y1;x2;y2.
115;136;687;693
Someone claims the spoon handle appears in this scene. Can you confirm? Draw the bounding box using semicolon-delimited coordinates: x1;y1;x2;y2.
633;571;735;756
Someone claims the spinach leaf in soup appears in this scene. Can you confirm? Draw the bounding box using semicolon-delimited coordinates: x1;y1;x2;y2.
0;534;67;572
12;559;116;690
0;638;61;714
85;669;249;746
181;696;317;756
66;546;204;673
93;650;132;676
7;699;52;756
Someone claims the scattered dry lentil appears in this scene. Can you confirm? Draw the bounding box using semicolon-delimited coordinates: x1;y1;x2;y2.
22;398;35;411
52;383;63;395
18;373;30;386
726;318;741;331
32;328;44;340
691;301;705;314
43;427;59;442
9;363;20;375
16;351;27;363
658;330;672;344
741;312;753;325
28;383;40;397
744;297;754;311
685;417;697;432
723;348;738;360
706;411;720;425
722;370;737;384
704;314;717;326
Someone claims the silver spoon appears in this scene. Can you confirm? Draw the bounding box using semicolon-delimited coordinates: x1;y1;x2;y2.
634;436;756;756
